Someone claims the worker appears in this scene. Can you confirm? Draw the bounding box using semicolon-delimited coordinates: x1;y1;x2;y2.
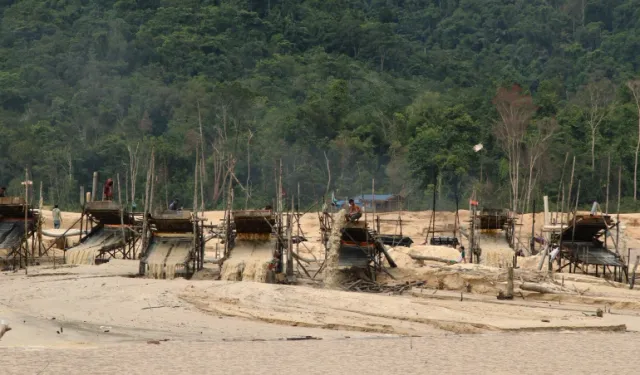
590;200;599;216
0;186;5;197
52;204;62;229
346;199;362;222
169;198;179;211
458;245;467;263
103;178;114;201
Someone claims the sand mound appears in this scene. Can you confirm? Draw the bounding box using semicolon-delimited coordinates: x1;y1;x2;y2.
409;245;460;260
385;247;417;268
220;240;273;282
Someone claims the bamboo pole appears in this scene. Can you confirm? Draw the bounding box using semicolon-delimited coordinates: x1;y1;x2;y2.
569;180;581;273
631;256;640;289
193;152;198;272
606;154;611;214
140;149;154;268
617;167;622;256
117;173;127;258
286;196;294;277
372;178;376;227
531;199;536;255
38;181;43;257
125;171;129;209
565;156;576;226
555;152;569;224
23;168;28;272
149;153;156;217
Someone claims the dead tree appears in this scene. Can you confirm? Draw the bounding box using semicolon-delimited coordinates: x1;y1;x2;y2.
523;118;557;212
628;79;640;201
245;130;254;209
576;79;614;171
493;84;538;212
127;142;141;207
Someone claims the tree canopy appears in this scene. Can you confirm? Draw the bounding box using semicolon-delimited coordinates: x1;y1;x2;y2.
1;0;640;211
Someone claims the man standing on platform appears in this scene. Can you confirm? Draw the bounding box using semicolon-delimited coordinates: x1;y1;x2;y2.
52;204;62;229
103;178;114;201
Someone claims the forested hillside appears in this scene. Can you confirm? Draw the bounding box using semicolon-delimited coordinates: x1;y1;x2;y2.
1;0;640;211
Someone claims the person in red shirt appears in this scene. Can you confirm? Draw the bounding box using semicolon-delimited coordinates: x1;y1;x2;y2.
103;178;114;201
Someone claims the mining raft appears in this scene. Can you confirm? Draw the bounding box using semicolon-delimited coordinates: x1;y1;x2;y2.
338;220;397;280
223;209;285;282
555;214;628;282
139;210;204;279
0;197;39;269
64;201;138;264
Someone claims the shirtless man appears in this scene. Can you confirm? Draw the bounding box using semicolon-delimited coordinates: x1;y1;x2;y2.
346;199;362;222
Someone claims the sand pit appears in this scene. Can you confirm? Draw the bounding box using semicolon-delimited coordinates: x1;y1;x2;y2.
220;240;274;282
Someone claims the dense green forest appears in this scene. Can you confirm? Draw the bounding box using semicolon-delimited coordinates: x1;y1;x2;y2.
1;0;640;212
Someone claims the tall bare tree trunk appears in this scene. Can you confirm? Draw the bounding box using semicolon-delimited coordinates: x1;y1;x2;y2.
636;111;640;201
591;128;597;171
627;80;640;200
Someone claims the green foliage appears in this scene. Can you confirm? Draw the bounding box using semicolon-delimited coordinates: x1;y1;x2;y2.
1;0;640;211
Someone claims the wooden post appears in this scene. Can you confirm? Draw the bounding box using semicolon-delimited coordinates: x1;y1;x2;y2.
286;196;294;277
149;154;156;216
80;185;84;206
606;154;611;214
372;178;375;227
91;171;99;202
140;149;154;270
569;180;581;273
506;267;514;298
630;255;640;289
558;183;565;265
193;153;198;273
38;181;43;257
469;204;475;264
117;173;127;258
125;171;129;209
555;152;569;224
543;196;549;226
454;188;459;240
565;156;576;228
24;168;29;271
616;167;622;255
531;198;536;254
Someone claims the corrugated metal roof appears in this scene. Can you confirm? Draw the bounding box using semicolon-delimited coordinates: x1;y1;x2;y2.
357;194;397;201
